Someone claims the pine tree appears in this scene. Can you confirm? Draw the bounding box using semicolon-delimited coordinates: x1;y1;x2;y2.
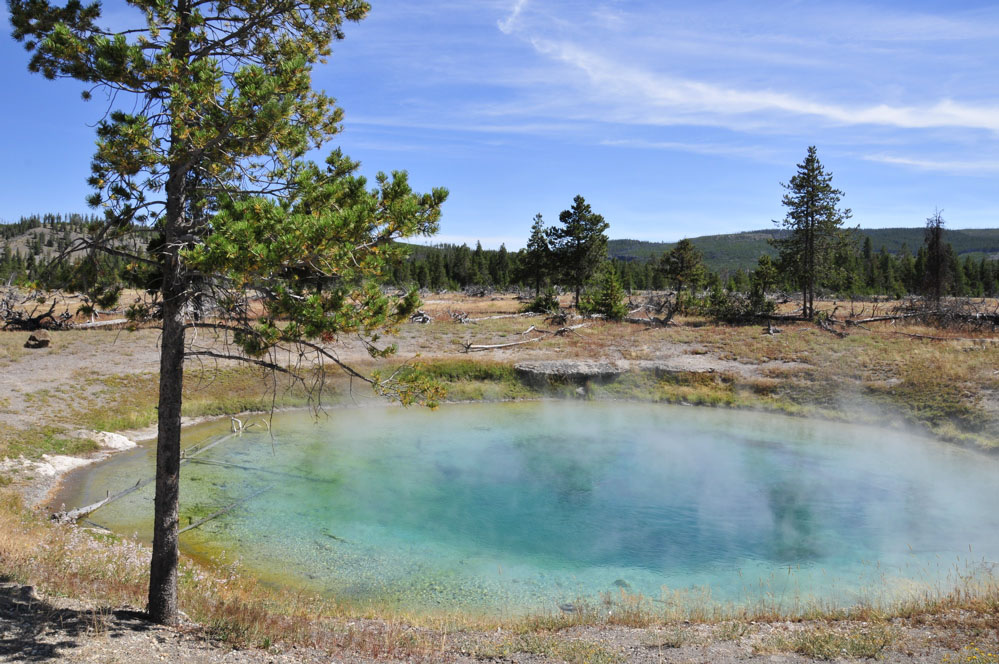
521;213;551;296
490;244;510;289
549;196;609;307
658;238;706;299
10;0;446;624
773;146;851;319
581;262;627;320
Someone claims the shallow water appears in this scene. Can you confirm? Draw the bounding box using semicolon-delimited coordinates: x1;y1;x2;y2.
62;402;999;616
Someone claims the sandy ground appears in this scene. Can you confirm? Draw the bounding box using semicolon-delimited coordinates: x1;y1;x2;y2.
1;301;997;662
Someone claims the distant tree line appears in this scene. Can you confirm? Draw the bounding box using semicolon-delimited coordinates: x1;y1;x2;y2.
4;151;999;318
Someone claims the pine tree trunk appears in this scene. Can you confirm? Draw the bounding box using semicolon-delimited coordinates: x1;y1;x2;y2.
148;145;189;625
147;291;185;624
149;4;190;615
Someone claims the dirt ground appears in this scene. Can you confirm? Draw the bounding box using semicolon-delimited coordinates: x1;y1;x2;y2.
2;292;998;662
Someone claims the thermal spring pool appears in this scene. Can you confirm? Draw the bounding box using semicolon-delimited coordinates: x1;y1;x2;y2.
60;401;999;617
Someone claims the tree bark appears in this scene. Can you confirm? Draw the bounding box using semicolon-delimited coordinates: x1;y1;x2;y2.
147;0;191;626
147;290;185;624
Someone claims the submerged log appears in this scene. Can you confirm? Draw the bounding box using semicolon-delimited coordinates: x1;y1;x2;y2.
51;432;240;522
52;479;144;523
179;485;272;535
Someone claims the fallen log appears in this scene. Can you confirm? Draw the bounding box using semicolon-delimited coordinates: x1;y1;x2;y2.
51;432;239;521
74;318;129;329
468;312;533;321
623;315;674;327
845;313;920;325
461;324;588;352
462;336;545;352
186;458;329;483
816;318;847;338
52;479;144;523
179;485;272;535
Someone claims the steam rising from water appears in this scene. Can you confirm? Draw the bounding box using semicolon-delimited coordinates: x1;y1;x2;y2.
64;402;999;616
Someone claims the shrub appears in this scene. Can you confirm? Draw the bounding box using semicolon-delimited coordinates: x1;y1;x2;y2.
521;287;560;314
579;264;628;321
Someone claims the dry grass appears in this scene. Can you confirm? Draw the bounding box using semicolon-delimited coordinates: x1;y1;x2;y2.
754;623;900;660
0;332;27;366
462;633;623;663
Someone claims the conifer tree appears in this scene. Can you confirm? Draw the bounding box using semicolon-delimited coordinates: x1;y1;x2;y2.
581;261;627;320
549;196;609;307
773;146;851;319
658;238;706;300
10;0;446;624
521;213;551;296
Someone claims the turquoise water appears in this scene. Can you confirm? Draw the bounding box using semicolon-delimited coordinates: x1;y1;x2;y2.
63;402;999;616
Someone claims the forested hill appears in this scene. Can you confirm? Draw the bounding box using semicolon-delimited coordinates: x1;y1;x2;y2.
609;227;999;272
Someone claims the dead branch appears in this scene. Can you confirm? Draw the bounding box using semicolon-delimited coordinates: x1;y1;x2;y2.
52;479;144;523
816;317;847;338
184;350;299;377
1;288;75;331
468;312;533;321
186;458;327;483
51;432;240;522
624;293;678;327
461;336;545;352
845;313;920;325
74;318;130;329
179;485;272;535
460;323;588;352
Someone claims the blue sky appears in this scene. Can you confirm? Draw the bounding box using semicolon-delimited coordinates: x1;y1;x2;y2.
2;1;997;248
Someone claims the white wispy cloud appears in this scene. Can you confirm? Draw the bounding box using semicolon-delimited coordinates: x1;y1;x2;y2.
600;139;780;162
532;39;999;133
497;0;529;35
863;154;999;175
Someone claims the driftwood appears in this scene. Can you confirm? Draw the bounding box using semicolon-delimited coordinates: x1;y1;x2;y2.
74;318;129;329
816;317;847;338
461;336;545;352
461;323;588;352
179;485;272;535
1;289;75;331
51;432;239;522
546;311;570;326
52;479;145;523
623;294;678;327
468;312;533;321
186;458;328;483
845;313;920;325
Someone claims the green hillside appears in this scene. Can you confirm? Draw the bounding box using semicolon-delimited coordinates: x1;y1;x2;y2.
610;228;999;273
